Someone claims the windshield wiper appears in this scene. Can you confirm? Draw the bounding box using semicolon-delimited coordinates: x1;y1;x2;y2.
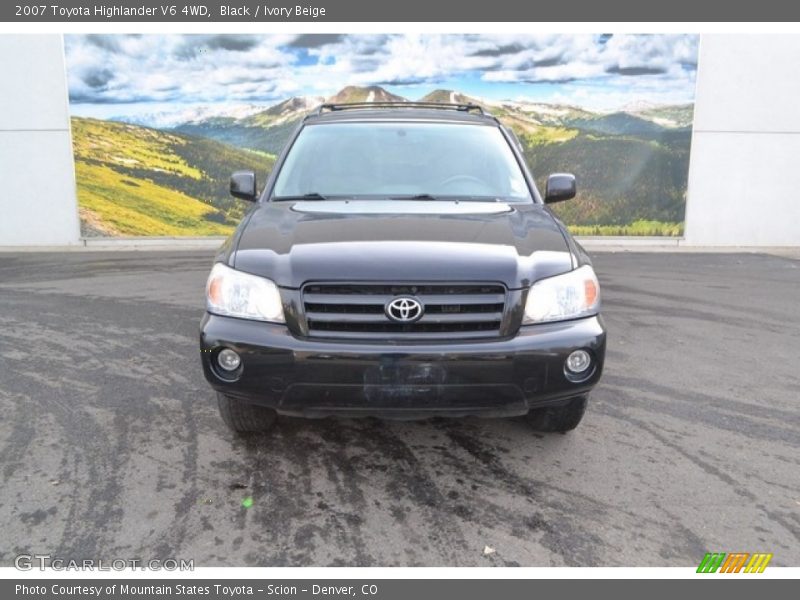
388;194;504;202
388;194;442;201
273;192;329;201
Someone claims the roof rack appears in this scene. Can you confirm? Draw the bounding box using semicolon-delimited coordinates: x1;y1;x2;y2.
313;101;486;116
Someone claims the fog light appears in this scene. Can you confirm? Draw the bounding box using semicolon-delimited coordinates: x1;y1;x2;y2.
217;348;241;371
566;350;591;374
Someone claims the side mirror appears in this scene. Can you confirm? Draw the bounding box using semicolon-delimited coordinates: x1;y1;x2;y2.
544;173;576;204
230;170;257;201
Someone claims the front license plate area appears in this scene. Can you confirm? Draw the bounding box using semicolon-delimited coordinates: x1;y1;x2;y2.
364;361;447;387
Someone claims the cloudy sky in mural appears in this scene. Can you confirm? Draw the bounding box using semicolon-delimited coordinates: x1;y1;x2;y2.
66;33;698;117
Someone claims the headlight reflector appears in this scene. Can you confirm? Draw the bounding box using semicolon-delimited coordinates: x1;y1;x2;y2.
206;263;285;323
523;265;600;324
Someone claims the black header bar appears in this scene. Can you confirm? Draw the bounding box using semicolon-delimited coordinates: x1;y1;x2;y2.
4;0;800;22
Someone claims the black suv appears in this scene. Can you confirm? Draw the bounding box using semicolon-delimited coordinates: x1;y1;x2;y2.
200;102;606;433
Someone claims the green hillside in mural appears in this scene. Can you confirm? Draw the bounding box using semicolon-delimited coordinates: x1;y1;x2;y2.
523;130;690;235
72;118;274;236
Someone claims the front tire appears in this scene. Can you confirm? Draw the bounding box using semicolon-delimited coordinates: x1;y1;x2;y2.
217;392;277;433
525;395;587;432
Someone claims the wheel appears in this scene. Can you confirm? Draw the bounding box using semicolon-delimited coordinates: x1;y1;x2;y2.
525;396;588;432
217;392;277;433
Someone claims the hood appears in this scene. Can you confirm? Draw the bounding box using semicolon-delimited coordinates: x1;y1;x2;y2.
233;201;574;289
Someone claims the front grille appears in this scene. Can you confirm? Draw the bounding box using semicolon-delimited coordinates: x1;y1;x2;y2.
302;283;507;340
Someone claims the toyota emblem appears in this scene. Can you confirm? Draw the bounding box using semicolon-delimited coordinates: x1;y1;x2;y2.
386;296;424;323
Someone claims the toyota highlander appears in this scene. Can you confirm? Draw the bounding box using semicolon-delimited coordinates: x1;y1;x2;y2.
200;102;606;433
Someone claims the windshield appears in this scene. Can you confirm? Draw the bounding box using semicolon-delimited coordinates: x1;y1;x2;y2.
271;121;532;202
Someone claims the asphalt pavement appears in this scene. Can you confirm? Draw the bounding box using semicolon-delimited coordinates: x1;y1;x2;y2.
0;250;798;567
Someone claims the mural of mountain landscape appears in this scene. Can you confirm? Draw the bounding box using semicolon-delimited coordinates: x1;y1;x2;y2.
65;34;698;237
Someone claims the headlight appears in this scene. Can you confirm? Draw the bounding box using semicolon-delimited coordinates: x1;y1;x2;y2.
205;263;285;323
523;265;600;324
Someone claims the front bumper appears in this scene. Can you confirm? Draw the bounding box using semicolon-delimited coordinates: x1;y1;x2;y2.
200;313;606;419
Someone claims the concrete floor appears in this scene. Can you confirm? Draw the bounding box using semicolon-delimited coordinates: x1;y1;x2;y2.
0;251;797;567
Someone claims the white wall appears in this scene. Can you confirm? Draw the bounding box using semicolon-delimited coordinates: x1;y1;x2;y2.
685;35;800;246
0;34;81;246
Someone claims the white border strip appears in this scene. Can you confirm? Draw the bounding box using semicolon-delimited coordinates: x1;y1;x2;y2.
3;237;799;255
1;566;798;579
4;22;800;34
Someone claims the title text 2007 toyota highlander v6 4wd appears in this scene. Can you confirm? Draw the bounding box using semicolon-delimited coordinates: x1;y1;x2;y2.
200;102;606;434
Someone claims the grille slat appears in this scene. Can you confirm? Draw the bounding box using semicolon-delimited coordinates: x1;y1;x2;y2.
303;292;506;305
306;311;504;324
302;283;507;340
